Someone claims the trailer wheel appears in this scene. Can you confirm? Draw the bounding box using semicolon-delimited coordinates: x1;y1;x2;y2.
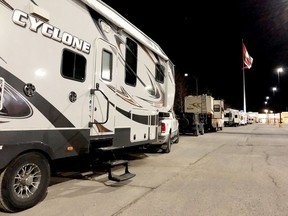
0;152;50;213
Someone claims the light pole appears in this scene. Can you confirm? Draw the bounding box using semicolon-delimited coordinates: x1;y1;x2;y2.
276;67;283;124
184;73;198;95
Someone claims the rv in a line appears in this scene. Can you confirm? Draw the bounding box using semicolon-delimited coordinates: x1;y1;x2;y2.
0;0;175;212
183;94;224;132
239;111;248;125
213;99;225;130
224;108;240;127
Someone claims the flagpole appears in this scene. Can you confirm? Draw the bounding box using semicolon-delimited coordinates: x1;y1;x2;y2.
242;39;246;113
243;66;246;113
242;40;253;113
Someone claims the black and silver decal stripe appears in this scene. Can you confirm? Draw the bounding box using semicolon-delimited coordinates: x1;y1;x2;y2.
116;106;157;126
0;0;14;10
0;66;75;128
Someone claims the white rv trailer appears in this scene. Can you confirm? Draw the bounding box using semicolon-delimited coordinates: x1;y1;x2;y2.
224;108;240;127
239;111;248;125
0;0;176;212
213;99;224;130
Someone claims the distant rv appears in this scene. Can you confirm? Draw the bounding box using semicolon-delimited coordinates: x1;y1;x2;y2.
239;111;248;125
224;108;240;127
0;0;175;212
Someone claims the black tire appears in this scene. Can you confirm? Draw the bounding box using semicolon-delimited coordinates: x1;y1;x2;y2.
174;130;180;144
0;152;50;213
194;127;199;136
180;117;189;129
147;144;162;153
163;135;171;153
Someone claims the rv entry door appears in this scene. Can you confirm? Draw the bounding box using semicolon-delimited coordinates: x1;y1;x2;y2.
90;39;117;137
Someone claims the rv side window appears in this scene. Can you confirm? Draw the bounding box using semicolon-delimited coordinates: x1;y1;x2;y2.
214;104;220;112
125;38;137;86
155;63;164;83
101;50;112;81
61;49;86;82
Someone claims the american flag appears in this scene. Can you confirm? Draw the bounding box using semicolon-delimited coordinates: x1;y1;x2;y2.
243;43;253;69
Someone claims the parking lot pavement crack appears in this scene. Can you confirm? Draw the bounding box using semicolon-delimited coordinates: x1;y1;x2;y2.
188;143;226;166
263;151;271;166
237;136;254;146
268;174;279;188
112;187;154;216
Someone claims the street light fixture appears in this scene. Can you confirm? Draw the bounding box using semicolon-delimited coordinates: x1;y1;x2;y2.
272;86;277;95
277;67;283;85
265;97;269;108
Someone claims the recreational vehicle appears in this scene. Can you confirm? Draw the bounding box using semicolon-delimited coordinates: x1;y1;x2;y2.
183;94;223;132
0;0;175;212
224;108;240;127
247;112;258;124
239;111;248;125
213;99;225;130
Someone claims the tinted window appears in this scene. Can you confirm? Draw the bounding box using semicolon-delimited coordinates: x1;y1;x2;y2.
214;104;220;112
62;49;86;82
155;63;164;83
159;112;170;118
125;38;137;86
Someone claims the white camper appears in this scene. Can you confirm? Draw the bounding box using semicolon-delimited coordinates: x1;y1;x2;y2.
224;108;240;127
213;99;225;130
247;112;258;124
0;0;175;212
239;111;248;125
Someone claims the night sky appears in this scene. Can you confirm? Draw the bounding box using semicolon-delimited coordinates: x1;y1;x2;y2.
102;0;288;113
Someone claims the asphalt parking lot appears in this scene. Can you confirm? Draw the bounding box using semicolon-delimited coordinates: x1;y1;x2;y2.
2;123;288;216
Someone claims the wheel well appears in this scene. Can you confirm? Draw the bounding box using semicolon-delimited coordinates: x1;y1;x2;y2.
9;149;52;171
21;149;51;163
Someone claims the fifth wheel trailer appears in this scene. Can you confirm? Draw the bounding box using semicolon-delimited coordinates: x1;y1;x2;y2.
0;0;176;212
183;94;224;132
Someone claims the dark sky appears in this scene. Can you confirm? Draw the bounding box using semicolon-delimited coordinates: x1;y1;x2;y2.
102;0;288;113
